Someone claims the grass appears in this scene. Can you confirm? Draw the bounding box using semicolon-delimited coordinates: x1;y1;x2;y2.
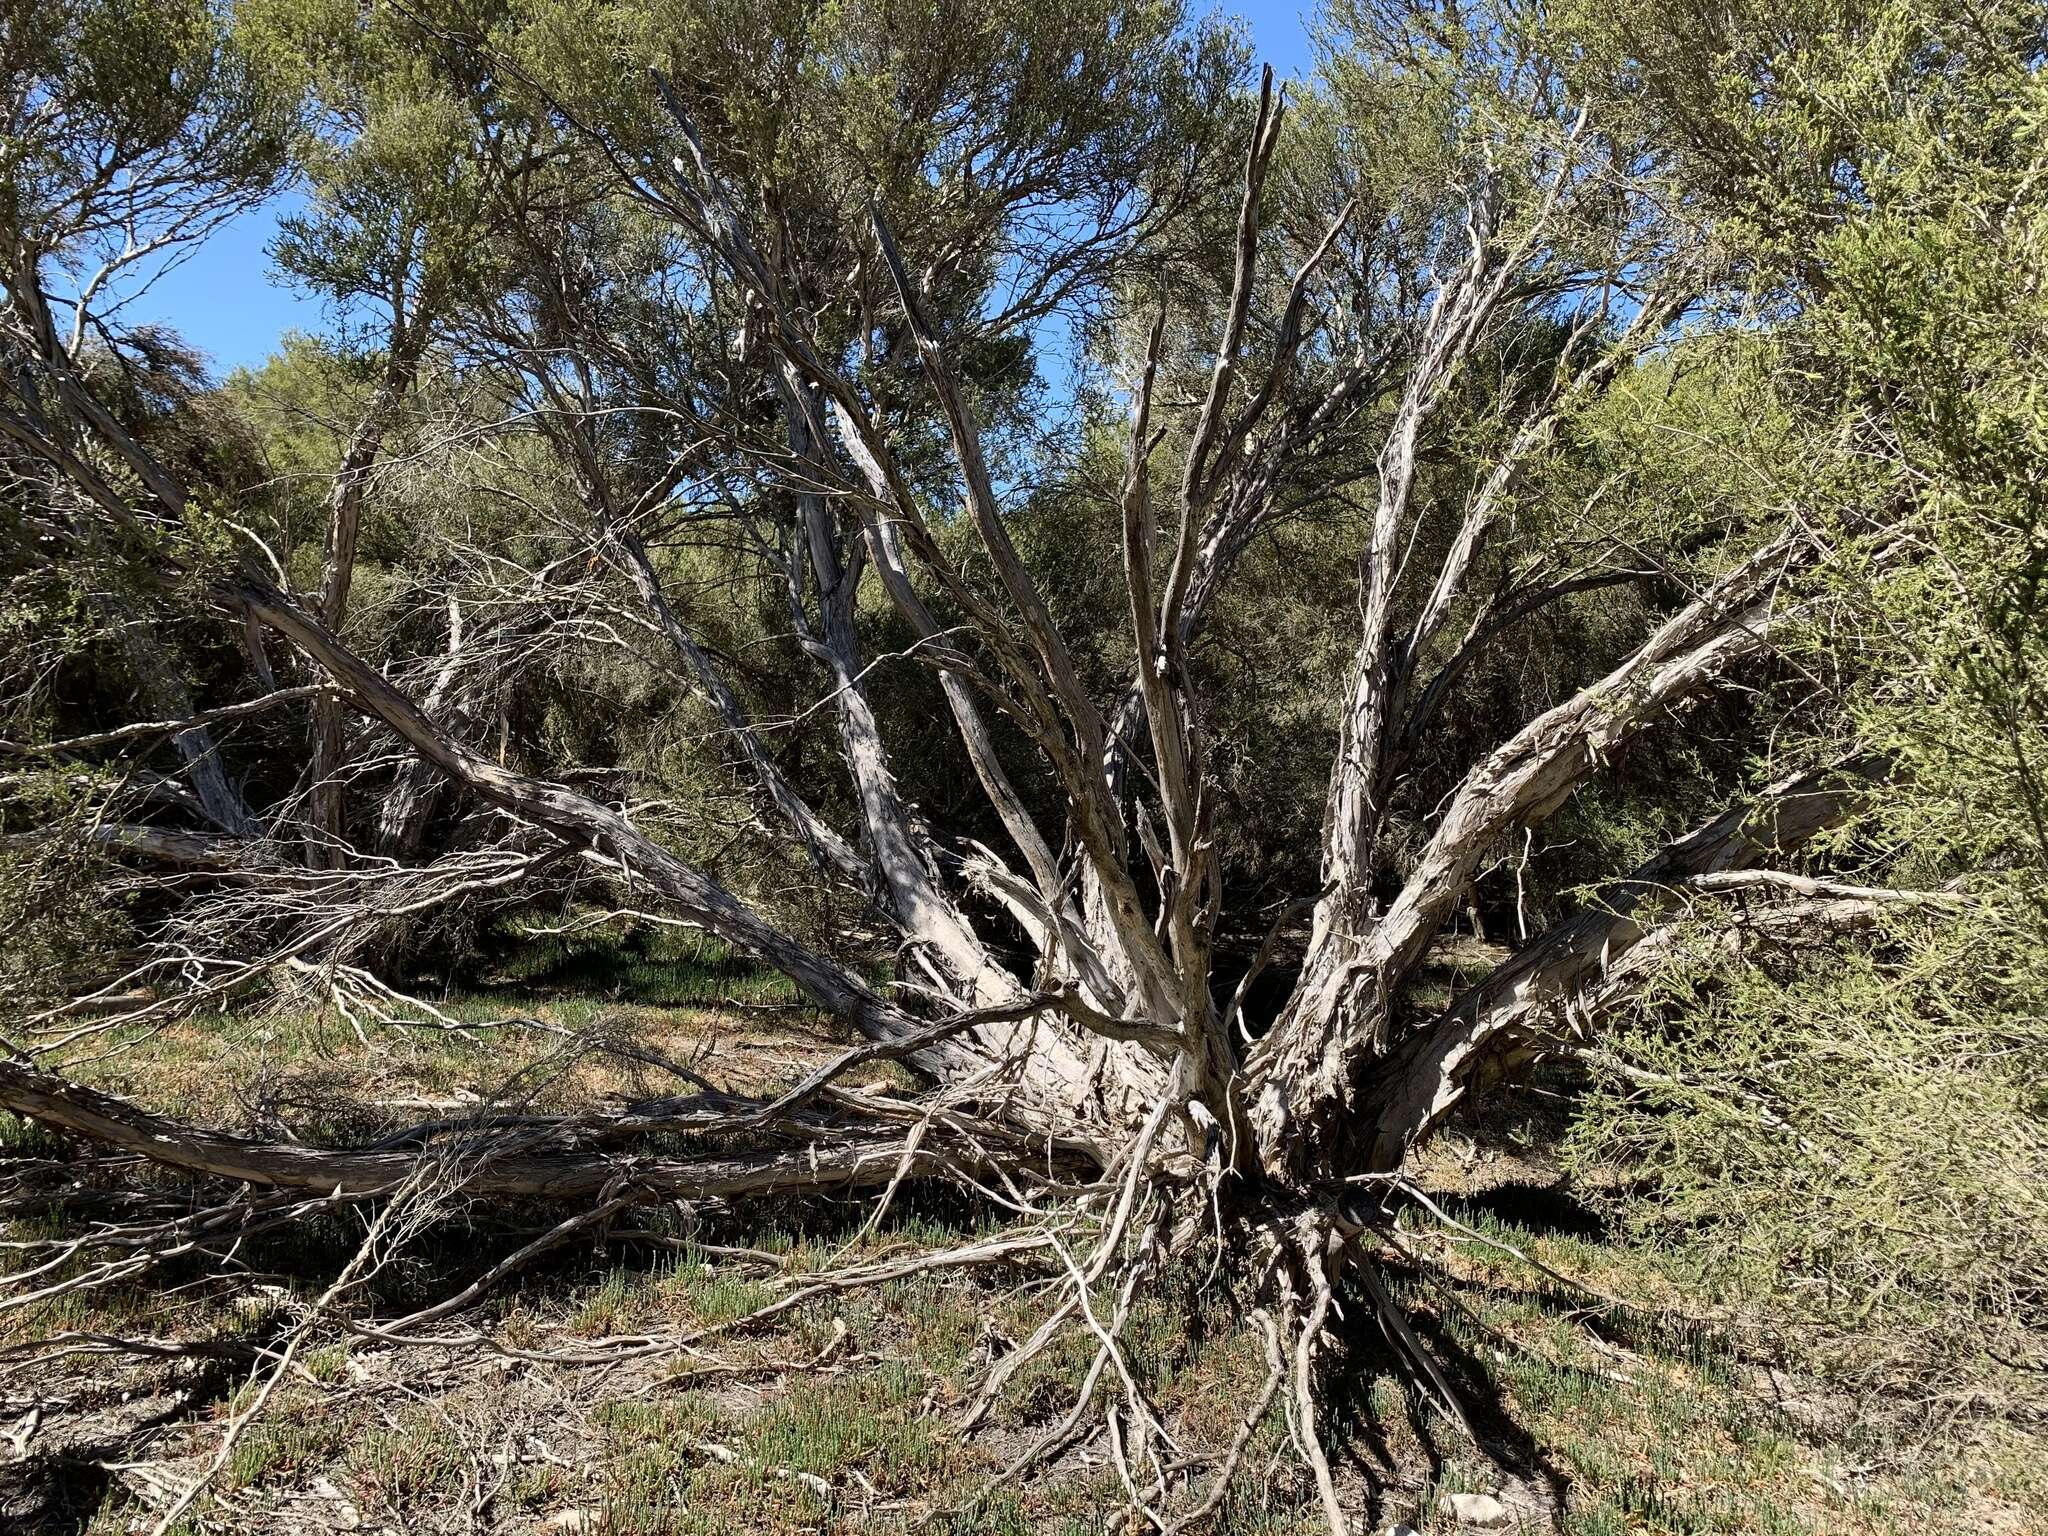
4;933;2039;1535
474;921;810;1010
745;1363;954;1488
226;1418;340;1490
344;1406;469;1508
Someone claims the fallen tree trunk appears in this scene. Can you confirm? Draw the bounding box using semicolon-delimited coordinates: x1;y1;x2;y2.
0;1056;1087;1202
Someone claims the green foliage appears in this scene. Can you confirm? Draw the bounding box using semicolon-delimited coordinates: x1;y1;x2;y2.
1568;895;2048;1380
0;0;292;254
1552;0;2048;1394
243;0;521;319
344;1406;468;1506
0;769;135;1005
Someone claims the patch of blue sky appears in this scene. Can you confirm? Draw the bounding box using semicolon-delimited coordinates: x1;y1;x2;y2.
99;4;1319;382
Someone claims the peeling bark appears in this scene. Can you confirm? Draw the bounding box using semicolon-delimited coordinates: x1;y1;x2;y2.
1348;756;1887;1172
1249;533;1813;1175
0;1057;1074;1201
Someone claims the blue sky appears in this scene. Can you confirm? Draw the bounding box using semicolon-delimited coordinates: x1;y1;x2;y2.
121;3;1318;377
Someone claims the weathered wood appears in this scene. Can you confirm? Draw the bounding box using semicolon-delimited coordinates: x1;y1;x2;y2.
1249;532;1814;1173
306;331;427;865
231;582;961;1060
0;1057;1056;1201
1348;756;1888;1172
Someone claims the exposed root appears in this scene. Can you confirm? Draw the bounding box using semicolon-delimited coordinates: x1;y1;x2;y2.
1161;1305;1286;1534
1285;1216;1350;1536
1350;1246;1479;1443
1;1045;1560;1532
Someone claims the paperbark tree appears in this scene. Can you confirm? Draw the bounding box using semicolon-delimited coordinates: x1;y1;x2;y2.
0;0;1943;1523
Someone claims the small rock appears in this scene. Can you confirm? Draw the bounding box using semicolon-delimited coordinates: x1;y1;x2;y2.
310;1476;360;1528
1384;1525;1421;1536
1440;1490;1511;1528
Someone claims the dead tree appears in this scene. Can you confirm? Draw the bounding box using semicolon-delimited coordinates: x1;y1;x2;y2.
0;52;1903;1530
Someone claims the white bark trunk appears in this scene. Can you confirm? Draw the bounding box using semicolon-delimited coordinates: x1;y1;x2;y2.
1250;532;1811;1174
1348;756;1884;1171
